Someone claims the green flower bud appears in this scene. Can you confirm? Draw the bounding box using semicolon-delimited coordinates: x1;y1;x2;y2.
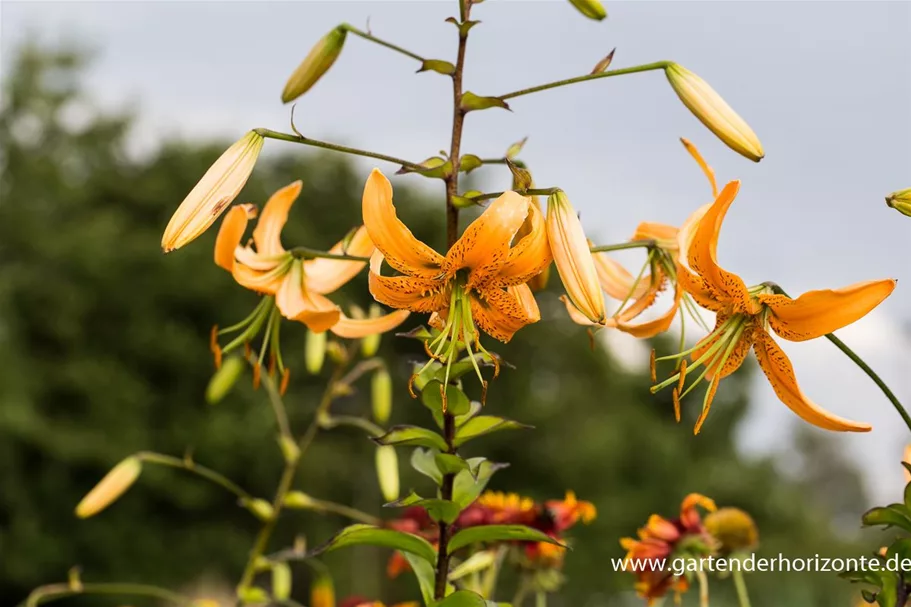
282;26;348;103
568;0;607;21
371;367;393;425
305;329;327;375
244;498;275;522
375;445;400;502
284;491;316;509
886;187;911;217
205;356;245;404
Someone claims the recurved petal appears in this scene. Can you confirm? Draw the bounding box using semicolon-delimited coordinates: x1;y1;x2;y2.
613;279;681;339
676;203;710;262
758;279;896;342
362;169;444;278
445;191;530;288
687;181;757;314
368;252;448;313
560;295;598;327
304;226;375;294
680;493;717;530
252;180;303;257
690;313;754;379
593;251;652;300
752;331;871;432
214;204;256;271
631;222;678;244
276;260;341;332
471;285;540;343
546;191;606;324
233;257;292;294
494;200;552;287
680;138;718;198
330;309;411;339
676;263;725;312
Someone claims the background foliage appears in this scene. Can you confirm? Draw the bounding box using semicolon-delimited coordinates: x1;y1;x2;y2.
0;45;880;607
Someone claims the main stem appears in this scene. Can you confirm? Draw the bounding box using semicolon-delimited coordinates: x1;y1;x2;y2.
435;0;472;599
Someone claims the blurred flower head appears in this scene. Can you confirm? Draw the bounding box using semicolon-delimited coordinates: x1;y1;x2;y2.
704;507;759;553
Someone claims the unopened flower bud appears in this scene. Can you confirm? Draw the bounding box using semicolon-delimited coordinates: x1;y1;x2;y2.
704;507;759;553
568;0;607;21
305;329;327;374
360;305;383;357
271;562;292;601
161;131;263;252
205;356;245;404
372;367;393;425
75;456;142;518
284;491;316;509
326;340;348;365
244;498;275;522
886;187;911;217
546;191;605;324
310;570;335;607
282;26;348;103
375;445;400;502
665;63;764;162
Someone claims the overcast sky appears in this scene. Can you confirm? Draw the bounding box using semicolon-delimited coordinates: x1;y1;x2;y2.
3;1;910;504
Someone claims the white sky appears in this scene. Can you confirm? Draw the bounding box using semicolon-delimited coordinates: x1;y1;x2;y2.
3;0;910;505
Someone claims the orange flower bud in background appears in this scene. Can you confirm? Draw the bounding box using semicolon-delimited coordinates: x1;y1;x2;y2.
282;26;348;103
665;63;764;162
161;130;263;252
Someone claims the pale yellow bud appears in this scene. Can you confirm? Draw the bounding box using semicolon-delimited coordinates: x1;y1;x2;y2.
305;329;328;375
665;63;764;162
75;456;142;518
371;368;393;425
282;26;348;103
546;191;605;324
205;356;245;404
568;0;607;21
161;131;263;252
886;187;911;217
375;445;400;502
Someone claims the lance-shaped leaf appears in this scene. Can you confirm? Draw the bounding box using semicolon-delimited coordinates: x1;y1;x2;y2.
459;154;483;174
405;552;439;606
444;17;480;36
312;524;437;564
422;380;471;417
448;525;566;554
506;136;528;160
461;92;510;113
411;448;443;484
436;590;504;607
454;415;533;447
373;425;448;451
396;156;453;179
435;453;469;477
418;59;456;75
385;491;462;524
862;504;911;533
452;459;509;509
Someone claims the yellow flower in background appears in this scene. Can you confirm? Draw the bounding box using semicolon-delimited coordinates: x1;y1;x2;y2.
161;131;263;252
704;507;759;553
655;179;895;433
665;63;764;162
363;168;550;389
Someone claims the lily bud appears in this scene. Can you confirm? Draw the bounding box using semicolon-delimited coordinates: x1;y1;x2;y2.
665;63;764;162
886;187;911;217
305;329;327;374
244;498;275;522
568;0;607;21
205;356;245;404
75;456;142;518
375;445;400;502
284;490;316;509
310;569;335;607
371;367;393;425
282;26;348;103
161;131;263;252
360;305;383;357
546;191;605;324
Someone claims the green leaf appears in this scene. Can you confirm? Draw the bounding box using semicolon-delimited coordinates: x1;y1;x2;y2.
412;448;443;484
435;453;469;476
887;538;911;565
459;154;483;174
421;380;471;416
452;459;509;509
862;505;911;532
448;525;565;554
385;491;462;524
397;156;453;179
312;524;437;564
461;92;510;113
444;17;480;36
374;425;448;451
417;59;456;75
433;354;498;384
454;416;533;447
505;136;528;160
455;402;483;427
436;590;489;607
903;478;911;509
404;551;437;606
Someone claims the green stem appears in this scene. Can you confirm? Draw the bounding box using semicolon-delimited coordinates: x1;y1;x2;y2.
21;583;187;607
499;61;671;100
319;414;385;438
259;367;294;443
768;283;911;433
590;239;657;253
254;128;423;171
535;591;547;607
342;24;426;62
136;452;253;501
694;569;710;607
289;246;370;262
472;188;560;202
303;496;383;525
732;569;752;607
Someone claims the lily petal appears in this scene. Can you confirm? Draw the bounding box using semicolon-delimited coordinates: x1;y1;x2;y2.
758;279;896;342
612;278;681;339
253;181;303;257
215;204;256;271
471;286;539;343
690;313;754;379
304;225;375;294
687;181;757;314
560;295;598;327
362;169;444;278
445;191;530;288
233;258;291;294
631;222;677;244
676;203;711;262
276;260;341;332
593;251;652;300
368;252;448;313
680;138;718;198
330;309;411;339
752;330;871;432
676;263;725;313
494;200;552;287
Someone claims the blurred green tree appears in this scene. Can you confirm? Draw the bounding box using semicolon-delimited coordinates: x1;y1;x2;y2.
0;45;873;607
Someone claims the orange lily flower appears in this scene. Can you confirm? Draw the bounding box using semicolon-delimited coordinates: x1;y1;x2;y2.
211;180;408;385
620;493;717;605
654;179;896;433
362;169;550;386
562;138;716;338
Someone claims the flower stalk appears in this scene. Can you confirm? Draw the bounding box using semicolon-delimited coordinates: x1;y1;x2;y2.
253;128;424;172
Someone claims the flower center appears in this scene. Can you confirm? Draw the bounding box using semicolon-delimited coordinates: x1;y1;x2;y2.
211;295;289;393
